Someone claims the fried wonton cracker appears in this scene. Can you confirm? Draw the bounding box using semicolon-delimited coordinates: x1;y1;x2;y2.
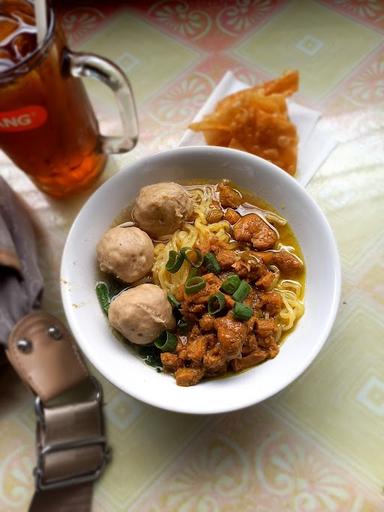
189;71;299;175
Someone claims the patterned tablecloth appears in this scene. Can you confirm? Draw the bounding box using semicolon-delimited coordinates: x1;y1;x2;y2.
1;1;383;510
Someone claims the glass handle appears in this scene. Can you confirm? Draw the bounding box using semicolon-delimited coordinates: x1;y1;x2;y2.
67;51;138;154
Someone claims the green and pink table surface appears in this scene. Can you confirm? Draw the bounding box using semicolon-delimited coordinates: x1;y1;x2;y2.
1;1;383;510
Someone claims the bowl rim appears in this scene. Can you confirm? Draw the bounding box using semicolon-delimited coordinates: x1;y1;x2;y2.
61;145;341;414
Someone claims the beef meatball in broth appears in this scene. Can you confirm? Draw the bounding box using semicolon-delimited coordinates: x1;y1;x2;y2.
108;284;175;344
97;226;154;283
133;182;193;238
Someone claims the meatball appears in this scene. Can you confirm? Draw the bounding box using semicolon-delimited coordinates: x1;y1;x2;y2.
97;226;154;283
133;182;193;238
108;284;175;344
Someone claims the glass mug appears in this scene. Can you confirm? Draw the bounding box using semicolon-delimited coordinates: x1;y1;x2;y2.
0;1;138;198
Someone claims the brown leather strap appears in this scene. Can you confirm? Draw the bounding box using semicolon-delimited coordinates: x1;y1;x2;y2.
5;311;110;512
30;483;93;512
6;312;88;401
38;399;105;482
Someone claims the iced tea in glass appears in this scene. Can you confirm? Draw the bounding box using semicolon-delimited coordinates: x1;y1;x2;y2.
0;0;138;198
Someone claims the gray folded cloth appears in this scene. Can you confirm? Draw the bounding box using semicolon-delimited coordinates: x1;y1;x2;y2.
0;177;43;347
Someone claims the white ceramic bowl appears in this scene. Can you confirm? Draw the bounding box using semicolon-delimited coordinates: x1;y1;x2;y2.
61;146;340;414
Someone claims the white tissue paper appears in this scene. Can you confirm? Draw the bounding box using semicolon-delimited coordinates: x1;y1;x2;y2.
179;71;337;187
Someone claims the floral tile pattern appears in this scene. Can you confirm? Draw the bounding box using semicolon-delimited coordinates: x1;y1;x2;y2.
0;420;34;511
320;0;384;31
337;45;384;107
232;0;382;99
132;0;283;50
1;1;384;511
147;70;216;126
130;407;384;512
79;9;200;104
143;55;272;128
60;6;107;46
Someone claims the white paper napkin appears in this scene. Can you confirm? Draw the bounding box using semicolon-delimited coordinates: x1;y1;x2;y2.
179;71;337;187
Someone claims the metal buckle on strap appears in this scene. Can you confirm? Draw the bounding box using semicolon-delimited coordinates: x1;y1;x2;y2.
33;377;111;491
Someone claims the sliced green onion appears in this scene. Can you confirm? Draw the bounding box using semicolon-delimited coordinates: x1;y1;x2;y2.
232;280;251;302
185;276;206;295
204;252;221;274
154;331;178;352
188;267;201;279
166;250;184;273
181;247;203;268
96;282;111;314
177;318;189;334
233;302;253;321
167;293;180;309
208;292;226;316
220;275;241;295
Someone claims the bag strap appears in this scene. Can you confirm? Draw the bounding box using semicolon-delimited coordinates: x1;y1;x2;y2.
6;312;110;512
29;483;94;512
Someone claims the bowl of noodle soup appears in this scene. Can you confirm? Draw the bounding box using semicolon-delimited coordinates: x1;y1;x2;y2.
61;146;340;414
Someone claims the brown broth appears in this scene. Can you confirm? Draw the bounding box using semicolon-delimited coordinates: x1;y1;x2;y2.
99;180;305;374
109;179;305;296
182;179;305;297
241;181;305;291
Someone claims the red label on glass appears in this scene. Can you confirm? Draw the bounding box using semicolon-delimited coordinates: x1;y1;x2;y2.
0;106;47;132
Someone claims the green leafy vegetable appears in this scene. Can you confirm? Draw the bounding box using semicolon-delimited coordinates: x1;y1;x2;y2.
96;281;111;314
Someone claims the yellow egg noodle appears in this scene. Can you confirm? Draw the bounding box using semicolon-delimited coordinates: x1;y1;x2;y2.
276;280;304;331
152;184;304;332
